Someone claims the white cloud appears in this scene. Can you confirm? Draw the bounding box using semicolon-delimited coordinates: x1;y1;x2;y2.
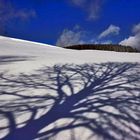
132;23;140;33
0;0;36;21
92;39;112;44
98;25;120;39
71;0;104;20
71;0;86;6
0;0;36;34
56;24;117;47
88;0;103;20
120;35;140;49
14;10;36;20
120;23;140;50
56;26;85;47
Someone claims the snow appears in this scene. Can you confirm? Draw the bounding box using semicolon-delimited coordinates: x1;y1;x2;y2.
0;36;140;74
0;36;140;140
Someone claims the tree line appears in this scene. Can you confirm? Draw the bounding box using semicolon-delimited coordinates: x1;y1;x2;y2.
64;44;139;52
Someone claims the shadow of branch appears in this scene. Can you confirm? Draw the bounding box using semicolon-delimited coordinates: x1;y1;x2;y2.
0;62;140;140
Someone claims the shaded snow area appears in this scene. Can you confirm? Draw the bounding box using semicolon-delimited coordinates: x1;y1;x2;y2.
0;36;140;140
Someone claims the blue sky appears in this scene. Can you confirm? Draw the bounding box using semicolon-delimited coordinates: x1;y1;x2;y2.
0;0;140;48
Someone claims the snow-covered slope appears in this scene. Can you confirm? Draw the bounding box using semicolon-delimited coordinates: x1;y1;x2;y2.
0;36;140;73
0;36;140;140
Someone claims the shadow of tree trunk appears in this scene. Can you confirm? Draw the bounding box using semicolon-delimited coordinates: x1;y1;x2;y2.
0;63;140;140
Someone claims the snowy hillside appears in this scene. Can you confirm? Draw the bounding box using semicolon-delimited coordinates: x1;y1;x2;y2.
0;36;140;140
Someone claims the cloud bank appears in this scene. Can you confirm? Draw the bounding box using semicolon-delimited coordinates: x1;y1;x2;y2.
56;24;120;47
98;25;120;39
120;23;140;50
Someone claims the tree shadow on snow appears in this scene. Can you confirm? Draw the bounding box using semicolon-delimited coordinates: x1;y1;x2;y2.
0;63;140;140
0;55;32;65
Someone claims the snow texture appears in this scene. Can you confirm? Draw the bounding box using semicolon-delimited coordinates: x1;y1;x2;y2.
0;36;140;140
